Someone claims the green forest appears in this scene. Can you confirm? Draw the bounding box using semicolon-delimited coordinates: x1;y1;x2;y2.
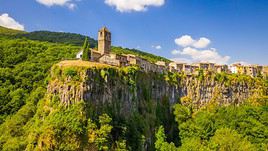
155;103;268;151
0;26;267;150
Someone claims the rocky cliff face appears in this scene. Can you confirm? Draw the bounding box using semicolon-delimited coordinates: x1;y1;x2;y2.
48;66;262;111
47;64;265;149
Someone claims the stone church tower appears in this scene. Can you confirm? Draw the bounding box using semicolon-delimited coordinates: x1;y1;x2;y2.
98;27;111;55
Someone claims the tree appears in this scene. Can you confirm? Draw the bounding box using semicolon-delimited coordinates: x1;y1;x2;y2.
115;140;128;151
82;37;88;50
209;128;256;151
173;104;192;124
88;114;113;151
155;126;177;151
178;137;208;151
82;37;90;61
0;48;3;63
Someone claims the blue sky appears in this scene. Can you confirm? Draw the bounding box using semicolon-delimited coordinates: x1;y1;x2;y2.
0;0;267;65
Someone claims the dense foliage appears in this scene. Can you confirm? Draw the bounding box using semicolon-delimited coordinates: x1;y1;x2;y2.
82;37;91;61
0;35;80;123
155;103;268;151
16;30;97;47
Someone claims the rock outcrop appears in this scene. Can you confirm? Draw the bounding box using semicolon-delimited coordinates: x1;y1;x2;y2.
46;63;266;149
48;65;263;114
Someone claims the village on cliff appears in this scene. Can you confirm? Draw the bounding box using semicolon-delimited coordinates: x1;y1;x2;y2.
76;27;268;78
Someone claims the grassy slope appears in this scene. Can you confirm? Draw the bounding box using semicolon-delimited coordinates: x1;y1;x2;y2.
0;26;26;35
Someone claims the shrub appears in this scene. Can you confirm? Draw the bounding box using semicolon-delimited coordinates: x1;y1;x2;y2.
64;68;77;78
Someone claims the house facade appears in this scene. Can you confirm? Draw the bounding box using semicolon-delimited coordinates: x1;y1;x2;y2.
76;50;83;59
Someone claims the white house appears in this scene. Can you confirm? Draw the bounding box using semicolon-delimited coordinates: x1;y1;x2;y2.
229;63;242;74
229;66;238;74
76;50;83;59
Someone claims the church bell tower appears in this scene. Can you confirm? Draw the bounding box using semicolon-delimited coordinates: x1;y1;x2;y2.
98;27;111;55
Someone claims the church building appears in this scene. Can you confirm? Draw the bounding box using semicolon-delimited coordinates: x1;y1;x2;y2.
90;27;112;61
98;27;111;55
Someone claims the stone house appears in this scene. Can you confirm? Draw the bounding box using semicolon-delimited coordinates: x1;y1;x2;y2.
126;54;138;65
194;62;215;71
116;54;128;66
215;64;229;73
169;62;177;72
191;65;199;75
90;49;102;61
126;54;153;72
245;65;258;77
229;63;244;74
156;61;167;73
176;63;185;72
229;63;264;77
168;62;184;73
182;64;192;75
99;53;120;66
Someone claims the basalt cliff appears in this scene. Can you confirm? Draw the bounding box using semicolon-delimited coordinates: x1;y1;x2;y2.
44;60;266;150
48;61;264;110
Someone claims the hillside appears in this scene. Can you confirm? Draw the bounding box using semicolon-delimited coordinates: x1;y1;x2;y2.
17;31;170;63
0;26;26;35
16;30;98;47
112;46;170;63
0;26;169;63
0;35;80;122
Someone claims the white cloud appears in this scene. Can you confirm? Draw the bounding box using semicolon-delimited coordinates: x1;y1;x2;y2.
193;37;210;48
175;35;195;47
67;3;76;10
155;45;162;49
172;47;230;64
104;0;165;12
0;13;24;31
36;0;77;9
175;35;211;49
152;45;162;50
